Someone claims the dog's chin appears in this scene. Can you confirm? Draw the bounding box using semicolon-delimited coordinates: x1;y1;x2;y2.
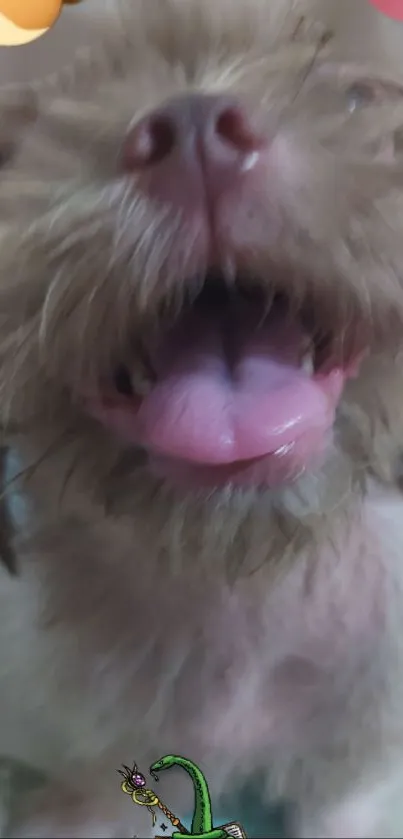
85;411;336;492
81;273;366;492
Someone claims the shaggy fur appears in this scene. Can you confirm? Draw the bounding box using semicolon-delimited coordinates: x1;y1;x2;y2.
2;0;403;835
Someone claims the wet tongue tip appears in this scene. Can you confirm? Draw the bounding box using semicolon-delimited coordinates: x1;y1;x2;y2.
139;352;332;465
135;296;336;464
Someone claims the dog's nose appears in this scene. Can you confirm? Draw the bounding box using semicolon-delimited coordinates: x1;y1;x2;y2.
121;94;266;203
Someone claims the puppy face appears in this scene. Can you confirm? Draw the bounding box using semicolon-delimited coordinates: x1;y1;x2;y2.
1;0;403;530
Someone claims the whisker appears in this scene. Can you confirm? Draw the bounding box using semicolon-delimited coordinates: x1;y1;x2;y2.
291;27;334;105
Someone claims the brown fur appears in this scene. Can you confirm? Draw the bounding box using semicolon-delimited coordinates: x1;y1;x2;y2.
2;1;403;836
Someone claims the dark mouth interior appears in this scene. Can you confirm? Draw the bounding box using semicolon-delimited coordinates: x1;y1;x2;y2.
194;271;267;308
113;271;336;399
114;272;268;398
114;364;135;397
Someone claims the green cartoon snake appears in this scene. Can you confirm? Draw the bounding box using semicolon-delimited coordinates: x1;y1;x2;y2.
149;755;230;839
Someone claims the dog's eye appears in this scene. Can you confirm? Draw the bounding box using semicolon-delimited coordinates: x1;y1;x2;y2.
346;83;375;113
346;79;403;113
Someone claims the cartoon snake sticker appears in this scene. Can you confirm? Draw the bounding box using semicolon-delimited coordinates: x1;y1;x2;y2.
150;755;229;839
118;755;247;838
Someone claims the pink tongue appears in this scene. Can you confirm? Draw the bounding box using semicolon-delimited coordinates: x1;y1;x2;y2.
135;301;339;464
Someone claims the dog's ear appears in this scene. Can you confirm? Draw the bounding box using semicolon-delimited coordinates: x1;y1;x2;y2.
0;87;37;169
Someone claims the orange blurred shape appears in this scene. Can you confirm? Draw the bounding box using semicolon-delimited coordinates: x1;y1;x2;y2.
0;0;62;29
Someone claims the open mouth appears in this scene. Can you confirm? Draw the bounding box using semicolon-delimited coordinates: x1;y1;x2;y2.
87;274;363;489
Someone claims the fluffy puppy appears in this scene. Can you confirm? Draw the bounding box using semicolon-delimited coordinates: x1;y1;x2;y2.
2;0;403;836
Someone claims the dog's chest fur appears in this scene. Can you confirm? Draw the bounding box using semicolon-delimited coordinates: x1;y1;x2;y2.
0;448;399;810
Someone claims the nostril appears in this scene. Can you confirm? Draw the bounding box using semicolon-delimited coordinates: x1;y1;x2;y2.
122;115;176;171
215;106;264;153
